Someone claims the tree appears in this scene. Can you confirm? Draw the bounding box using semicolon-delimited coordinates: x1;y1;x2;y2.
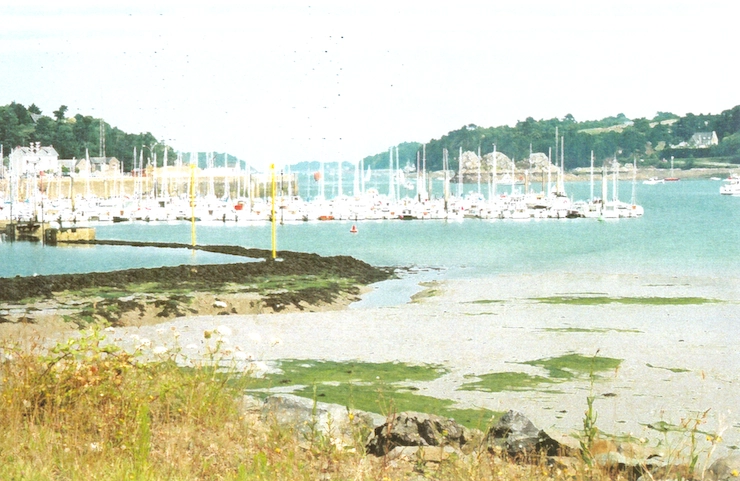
28;104;42;115
53;105;68;122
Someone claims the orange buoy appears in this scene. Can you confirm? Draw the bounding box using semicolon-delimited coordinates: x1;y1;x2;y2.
350;224;358;233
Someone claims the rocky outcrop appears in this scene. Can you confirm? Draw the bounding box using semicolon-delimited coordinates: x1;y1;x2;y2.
253;394;382;448
365;411;479;456
707;454;740;481
486;410;573;459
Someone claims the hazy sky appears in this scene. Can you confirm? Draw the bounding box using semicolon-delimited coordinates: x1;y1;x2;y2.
2;0;737;168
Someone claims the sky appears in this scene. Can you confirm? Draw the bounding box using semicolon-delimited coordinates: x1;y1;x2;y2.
1;0;738;170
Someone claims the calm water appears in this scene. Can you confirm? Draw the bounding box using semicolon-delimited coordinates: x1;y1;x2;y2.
2;180;739;280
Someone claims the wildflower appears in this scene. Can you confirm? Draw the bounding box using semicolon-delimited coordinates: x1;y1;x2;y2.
215;325;232;337
253;360;267;371
234;351;249;361
89;442;101;452
138;338;152;348
731;469;739;477
248;332;262;343
153;346;168;355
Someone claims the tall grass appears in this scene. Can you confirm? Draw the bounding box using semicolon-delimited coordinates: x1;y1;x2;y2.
0;328;725;480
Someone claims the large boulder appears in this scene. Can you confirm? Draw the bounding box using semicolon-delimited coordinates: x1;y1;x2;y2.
256;394;382;448
365;411;479;456
486;410;572;459
707;454;740;481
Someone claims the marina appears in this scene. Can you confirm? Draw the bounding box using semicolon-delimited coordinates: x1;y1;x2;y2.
1;152;651;226
1;178;738;282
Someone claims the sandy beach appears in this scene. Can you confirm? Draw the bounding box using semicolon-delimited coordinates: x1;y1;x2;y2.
101;270;740;455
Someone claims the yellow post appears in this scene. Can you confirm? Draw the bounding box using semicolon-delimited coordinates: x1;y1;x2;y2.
189;163;197;247
271;163;277;259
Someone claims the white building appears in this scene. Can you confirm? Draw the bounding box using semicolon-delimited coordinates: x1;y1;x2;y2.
9;143;60;176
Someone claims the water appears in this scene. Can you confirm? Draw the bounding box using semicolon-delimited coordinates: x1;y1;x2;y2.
2;180;739;280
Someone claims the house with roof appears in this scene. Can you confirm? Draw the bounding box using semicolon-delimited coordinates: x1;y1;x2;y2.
74;156;121;177
690;131;719;148
8;143;60;176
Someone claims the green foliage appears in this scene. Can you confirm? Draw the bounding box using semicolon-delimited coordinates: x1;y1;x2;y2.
532;295;719;306
459;371;554;392
360;105;740;172
246;359;498;429
522;353;622;379
5;101;740;175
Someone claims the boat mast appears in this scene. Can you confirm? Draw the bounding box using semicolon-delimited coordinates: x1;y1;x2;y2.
353;160;359;197
601;161;608;203
492;144;497;199
631;156;637;206
422;144;427;200
477;145;481;197
416;150;421;201
612;155;618;202
162;142;168;199
547;147;552;197
443;148;449;205
337;158;343;198
590;151;594;201
457;146;463;198
559;135;565;195
395;146;400;201
388;147;394;201
360;157;365;195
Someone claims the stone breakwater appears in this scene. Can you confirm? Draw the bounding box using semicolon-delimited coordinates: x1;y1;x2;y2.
0;242;393;332
0;242;393;304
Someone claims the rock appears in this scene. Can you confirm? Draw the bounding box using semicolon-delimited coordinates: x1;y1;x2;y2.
707;454;740;481
486;410;573;458
386;445;458;463
258;394;381;448
365;411;478;456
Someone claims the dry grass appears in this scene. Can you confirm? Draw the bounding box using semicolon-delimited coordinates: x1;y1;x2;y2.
0;328;716;481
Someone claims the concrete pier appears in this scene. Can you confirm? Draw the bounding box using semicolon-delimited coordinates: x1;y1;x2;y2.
44;227;96;244
1;221;95;244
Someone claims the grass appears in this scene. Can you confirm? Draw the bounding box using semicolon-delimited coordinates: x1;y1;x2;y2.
247;360;498;429
0;330;722;480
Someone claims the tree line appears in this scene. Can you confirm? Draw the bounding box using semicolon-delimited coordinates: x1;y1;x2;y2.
362;106;740;171
0;102;163;173
2;101;740;175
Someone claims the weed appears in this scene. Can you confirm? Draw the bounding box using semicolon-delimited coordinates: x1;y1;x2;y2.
533;296;720;305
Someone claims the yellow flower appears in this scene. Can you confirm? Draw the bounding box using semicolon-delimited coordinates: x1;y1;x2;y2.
731;469;739;477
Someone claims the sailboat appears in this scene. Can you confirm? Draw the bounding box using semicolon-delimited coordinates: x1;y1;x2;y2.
664;156;680;182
